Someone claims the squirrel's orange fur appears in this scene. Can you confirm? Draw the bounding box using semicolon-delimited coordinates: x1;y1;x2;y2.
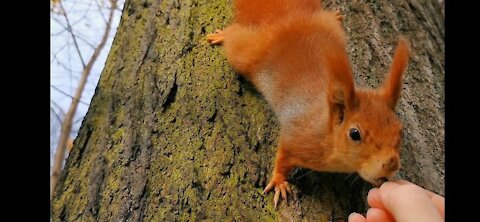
208;0;410;208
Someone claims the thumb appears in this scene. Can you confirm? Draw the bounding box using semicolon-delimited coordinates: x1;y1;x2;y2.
379;182;443;222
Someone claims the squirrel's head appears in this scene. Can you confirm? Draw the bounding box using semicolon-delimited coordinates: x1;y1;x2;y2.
329;37;410;186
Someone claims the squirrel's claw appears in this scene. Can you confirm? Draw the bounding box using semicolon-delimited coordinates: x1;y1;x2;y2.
264;180;292;209
274;187;281;209
334;9;344;22
207;29;225;45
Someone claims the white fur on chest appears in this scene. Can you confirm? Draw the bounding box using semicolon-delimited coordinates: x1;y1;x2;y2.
255;70;326;126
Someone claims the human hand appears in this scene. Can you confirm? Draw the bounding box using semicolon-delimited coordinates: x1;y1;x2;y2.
348;180;444;222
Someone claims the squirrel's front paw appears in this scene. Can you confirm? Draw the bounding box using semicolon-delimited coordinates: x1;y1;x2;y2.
207;29;225;45
334;9;344;23
264;176;293;209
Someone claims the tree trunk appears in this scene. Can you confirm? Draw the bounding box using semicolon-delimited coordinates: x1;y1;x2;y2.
51;0;444;221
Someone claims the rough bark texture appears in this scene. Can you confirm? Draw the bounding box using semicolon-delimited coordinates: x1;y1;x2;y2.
51;0;444;221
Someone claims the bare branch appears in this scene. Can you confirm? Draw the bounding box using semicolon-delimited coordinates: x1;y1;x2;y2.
74;116;84;124
70;2;95;28
74;33;97;49
51;15;87;37
51;43;71;64
50;106;64;124
51;0;118;200
59;0;86;67
51;85;90;106
51;28;69;36
51;56;82;74
95;0;108;24
51;16;69;31
50;100;66;117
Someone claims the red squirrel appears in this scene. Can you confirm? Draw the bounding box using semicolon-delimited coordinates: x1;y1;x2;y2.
207;0;410;208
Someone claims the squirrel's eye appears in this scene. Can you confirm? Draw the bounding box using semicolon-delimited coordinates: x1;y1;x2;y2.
349;128;361;142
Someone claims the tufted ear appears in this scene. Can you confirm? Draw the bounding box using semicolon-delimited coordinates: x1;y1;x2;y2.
329;83;358;125
381;37;410;109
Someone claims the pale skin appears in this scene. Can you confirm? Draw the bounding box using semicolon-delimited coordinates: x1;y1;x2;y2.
348;180;444;222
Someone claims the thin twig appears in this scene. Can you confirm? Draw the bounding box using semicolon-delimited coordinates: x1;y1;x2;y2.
50;85;90;106
50;100;66;116
59;0;86;67
51;57;82;74
50;106;64;124
74;116;84;124
74;34;97;49
51;43;71;64
94;0;108;24
51;15;85;34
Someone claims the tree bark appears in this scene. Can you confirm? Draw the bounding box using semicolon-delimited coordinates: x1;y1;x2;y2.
51;0;444;221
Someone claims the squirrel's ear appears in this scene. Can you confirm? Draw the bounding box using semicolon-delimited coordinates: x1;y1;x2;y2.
381;37;410;109
330;85;357;124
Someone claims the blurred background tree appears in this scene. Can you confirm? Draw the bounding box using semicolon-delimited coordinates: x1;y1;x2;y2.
50;0;125;199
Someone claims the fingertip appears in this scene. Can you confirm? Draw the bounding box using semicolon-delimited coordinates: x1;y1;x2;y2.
366;208;395;222
378;181;401;200
379;181;397;190
379;184;443;222
367;188;384;209
348;212;365;222
368;187;379;196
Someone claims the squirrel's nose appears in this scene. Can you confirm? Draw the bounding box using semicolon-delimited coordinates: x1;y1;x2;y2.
383;157;399;172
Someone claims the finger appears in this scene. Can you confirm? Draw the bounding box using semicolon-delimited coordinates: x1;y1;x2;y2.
379;181;401;193
367;188;385;210
365;208;395;222
348;212;366;222
431;193;445;219
392;180;444;218
379;183;443;222
393;180;442;199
